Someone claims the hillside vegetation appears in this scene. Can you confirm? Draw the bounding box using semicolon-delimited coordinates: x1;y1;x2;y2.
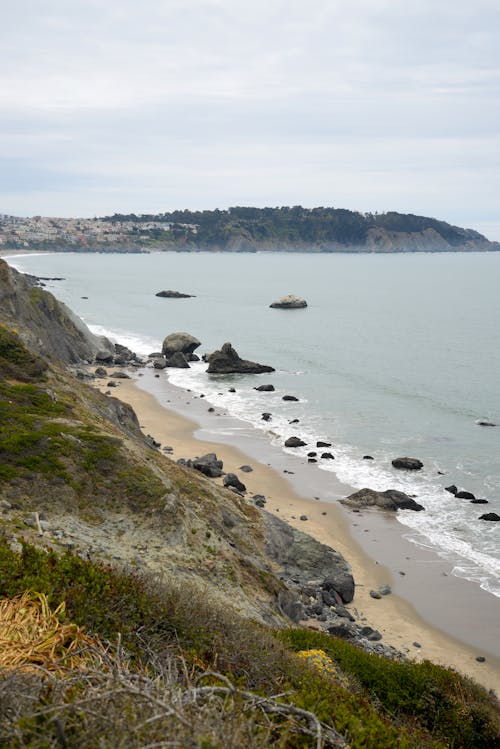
0;262;499;747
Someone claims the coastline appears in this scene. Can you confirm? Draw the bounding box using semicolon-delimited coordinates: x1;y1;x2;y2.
95;369;500;692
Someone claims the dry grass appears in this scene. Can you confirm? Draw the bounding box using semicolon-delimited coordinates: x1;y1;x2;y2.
0;592;104;674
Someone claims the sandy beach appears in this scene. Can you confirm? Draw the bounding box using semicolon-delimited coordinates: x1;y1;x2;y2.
93;370;500;693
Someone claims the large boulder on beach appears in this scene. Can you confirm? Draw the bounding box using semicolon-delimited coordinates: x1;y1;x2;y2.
162;332;201;357
270;294;307;309
341;488;425;512
392;457;424;470
262;512;355;603
165;352;190;368
191;453;224;478
206;342;275;375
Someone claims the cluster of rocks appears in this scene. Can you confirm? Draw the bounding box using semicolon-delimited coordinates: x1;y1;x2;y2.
95;343;142;367
445;484;499;520
341;488;425;512
262;513;403;658
149;332;202;370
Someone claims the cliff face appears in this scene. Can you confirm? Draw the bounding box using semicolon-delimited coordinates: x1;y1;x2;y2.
0;259;113;363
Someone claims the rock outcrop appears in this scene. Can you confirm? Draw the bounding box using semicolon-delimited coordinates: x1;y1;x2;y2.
206;342;275;375
341;488;425;512
270;294;307;309
162;332;201;357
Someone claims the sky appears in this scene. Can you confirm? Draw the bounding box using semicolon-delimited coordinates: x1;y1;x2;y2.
1;0;500;239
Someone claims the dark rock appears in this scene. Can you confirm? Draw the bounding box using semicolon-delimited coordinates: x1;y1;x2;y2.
254;384;275;392
317;441;332;448
114;343;136;361
162;332;201;357
208;407;215;413
240;465;253;472
284;436;307;448
308;458;317;463
192;453;224;478
187;353;200;362
155;290;194;298
360;626;382;641
289;418;299;424
223;473;246;493
270;294;308;309
261;412;272;421
471;499;489;504
321;452;334;459
327;622;356;640
369;590;382;599
95;350;114;363
94;367;107;377
282;394;299;401
110;371;131;379
299;515;308;521
165;352;190;368
107;381;118;387
363;455;374;460
228;387;236;393
322;589;342;607
307;452;317;457
341;488;425;512
153;357;167;369
263;512;354;604
379;584;392;596
479;513;500;521
456;490;475;500
392;457;424;470
445;484;458;495
476;420;496;427
334;605;355;622
206;342;274;375
476;656;486;662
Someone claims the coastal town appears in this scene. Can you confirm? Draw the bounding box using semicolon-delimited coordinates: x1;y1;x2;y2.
0;214;198;250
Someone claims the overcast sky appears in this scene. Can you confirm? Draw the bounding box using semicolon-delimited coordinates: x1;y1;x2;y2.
1;0;499;238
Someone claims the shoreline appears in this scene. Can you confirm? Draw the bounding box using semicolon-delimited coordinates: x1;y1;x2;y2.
95;369;500;692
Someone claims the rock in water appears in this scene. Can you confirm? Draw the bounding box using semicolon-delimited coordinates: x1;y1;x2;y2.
392;457;424;470
206;342;275;374
479;513;500;521
284;436;307;448
341;488;425;512
155;290;194;298
254;384;275;391
162;332;201;357
270;294;308;309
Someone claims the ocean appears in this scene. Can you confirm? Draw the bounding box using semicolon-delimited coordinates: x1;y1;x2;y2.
7;250;500;599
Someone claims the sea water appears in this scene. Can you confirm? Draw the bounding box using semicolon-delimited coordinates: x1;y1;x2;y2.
7;250;500;598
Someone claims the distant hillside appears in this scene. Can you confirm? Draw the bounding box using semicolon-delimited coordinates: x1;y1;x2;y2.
1;206;499;252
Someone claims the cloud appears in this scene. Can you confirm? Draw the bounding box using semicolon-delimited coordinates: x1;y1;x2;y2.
1;0;499;237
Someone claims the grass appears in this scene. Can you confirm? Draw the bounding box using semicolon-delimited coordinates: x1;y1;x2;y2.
0;538;498;748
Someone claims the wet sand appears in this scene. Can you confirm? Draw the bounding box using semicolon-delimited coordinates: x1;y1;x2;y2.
92;368;500;693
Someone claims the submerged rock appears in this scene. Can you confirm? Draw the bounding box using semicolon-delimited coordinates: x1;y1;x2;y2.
206;342;275;375
254;384;275;392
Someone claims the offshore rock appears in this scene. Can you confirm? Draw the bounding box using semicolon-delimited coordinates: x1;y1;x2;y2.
341;488;425;512
479;513;500;521
165;352;190;368
162;332;201;357
155;290;194;298
392;457;424;470
206;342;275;374
270;294;307;309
